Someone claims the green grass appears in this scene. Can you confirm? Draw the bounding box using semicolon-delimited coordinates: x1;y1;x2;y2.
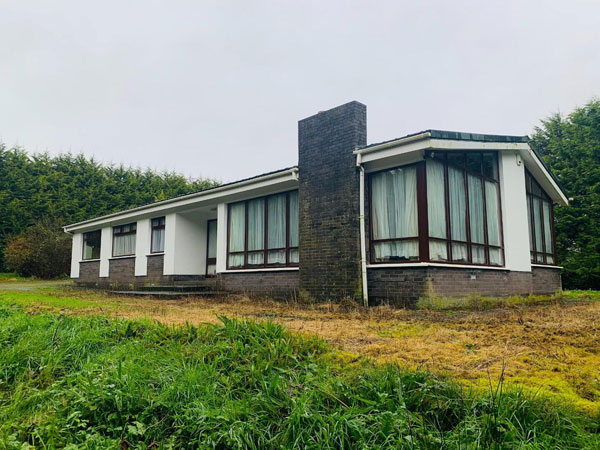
0;306;598;449
0;273;28;282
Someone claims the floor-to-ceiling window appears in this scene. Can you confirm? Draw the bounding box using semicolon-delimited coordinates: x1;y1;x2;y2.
227;191;299;269
526;170;556;265
369;151;504;266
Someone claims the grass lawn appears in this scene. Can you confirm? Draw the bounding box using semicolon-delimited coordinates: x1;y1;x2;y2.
0;278;599;446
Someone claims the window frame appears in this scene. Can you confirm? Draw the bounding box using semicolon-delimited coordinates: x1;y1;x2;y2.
82;230;102;260
112;222;137;257
368;151;505;267
150;217;165;254
526;170;556;265
226;190;299;270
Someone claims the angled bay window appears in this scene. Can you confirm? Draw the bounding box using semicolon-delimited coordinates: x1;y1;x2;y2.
82;230;101;260
369;151;504;266
227;191;299;269
526;171;555;265
112;223;136;257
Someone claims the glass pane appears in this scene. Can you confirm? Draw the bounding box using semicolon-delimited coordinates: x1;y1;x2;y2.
533;197;543;253
247;198;264;251
547;255;555;265
268;250;286;265
228;202;245;253
268;194;286;249
289;191;299;247
468;175;485;244
429;240;448;261
448;166;467;241
247;251;264;266
207;264;216;276
451;243;468;262
447;152;464;168
489;248;503;266
532;179;542;196
536;253;545;263
482;153;498;180
426;160;446;239
83;231;101;259
485;181;501;246
289;249;299;264
151;228;164;253
466;153;482;174
373;240;419;262
207;221;217;258
371;167;418;240
228;254;244;268
543;201;553;256
527;197;533;250
472;245;486;264
114;233;136;256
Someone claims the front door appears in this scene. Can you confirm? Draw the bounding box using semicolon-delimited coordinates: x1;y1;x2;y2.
206;219;217;276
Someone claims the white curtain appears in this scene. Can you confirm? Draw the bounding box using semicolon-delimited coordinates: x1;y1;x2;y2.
489;248;502;266
426;160;446;239
468;175;484;244
448;166;466;242
289;191;299;248
472;245;485;264
247;199;264;266
267;194;286;264
207;221;217;259
228;202;245;267
485;181;501;246
543;201;553;255
452;243;468;262
371;167;418;261
114;233;136;256
151;228;164;253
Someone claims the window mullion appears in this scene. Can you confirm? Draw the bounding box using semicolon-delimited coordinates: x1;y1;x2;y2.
416;162;429;262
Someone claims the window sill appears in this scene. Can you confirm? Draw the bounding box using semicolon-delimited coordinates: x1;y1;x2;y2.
147;252;164;256
367;262;509;271
109;255;136;260
220;267;299;273
80;259;100;263
531;264;563;269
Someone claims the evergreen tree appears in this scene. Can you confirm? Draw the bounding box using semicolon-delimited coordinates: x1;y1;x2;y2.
530;99;600;289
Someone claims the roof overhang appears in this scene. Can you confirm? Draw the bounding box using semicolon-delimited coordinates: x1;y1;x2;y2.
354;133;568;206
64;167;299;233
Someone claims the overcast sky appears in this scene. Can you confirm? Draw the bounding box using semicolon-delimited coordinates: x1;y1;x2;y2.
1;1;599;182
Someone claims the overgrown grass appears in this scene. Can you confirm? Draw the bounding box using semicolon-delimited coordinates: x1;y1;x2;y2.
0;273;28;283
0;307;598;449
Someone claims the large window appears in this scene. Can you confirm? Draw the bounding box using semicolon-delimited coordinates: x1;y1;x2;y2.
82;230;101;260
526;171;555;265
151;217;165;253
227;191;299;269
369;151;504;266
112;223;137;257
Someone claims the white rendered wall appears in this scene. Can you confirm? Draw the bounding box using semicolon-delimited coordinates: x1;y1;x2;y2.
163;213;177;275
70;233;82;278
99;227;112;277
216;203;228;273
135;218;151;276
499;152;532;272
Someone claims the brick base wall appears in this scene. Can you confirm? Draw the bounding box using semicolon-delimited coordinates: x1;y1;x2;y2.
368;265;562;307
218;271;299;299
77;260;100;285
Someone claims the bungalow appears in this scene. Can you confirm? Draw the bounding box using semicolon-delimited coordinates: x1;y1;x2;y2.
64;101;567;306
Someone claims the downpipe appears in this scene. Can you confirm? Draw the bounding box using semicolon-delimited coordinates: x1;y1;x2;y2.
357;154;369;307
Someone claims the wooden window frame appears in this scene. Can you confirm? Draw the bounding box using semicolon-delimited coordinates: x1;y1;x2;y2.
82;230;102;260
112;222;137;257
368;151;505;267
226;190;299;270
525;170;557;265
150;217;165;254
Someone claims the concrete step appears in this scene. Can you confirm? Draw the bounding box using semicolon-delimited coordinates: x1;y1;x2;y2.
137;285;216;293
113;290;226;298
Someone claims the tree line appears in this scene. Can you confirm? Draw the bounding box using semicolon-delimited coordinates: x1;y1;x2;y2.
1;99;599;289
0;148;218;272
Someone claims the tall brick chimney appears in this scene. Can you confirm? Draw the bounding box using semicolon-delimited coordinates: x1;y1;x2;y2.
298;101;367;301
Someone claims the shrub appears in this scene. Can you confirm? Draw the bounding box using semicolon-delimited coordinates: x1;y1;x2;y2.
3;218;71;278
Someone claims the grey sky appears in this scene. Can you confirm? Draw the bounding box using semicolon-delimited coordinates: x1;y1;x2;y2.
1;1;599;183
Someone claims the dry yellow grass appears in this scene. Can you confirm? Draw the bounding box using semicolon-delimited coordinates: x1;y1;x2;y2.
2;284;600;415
